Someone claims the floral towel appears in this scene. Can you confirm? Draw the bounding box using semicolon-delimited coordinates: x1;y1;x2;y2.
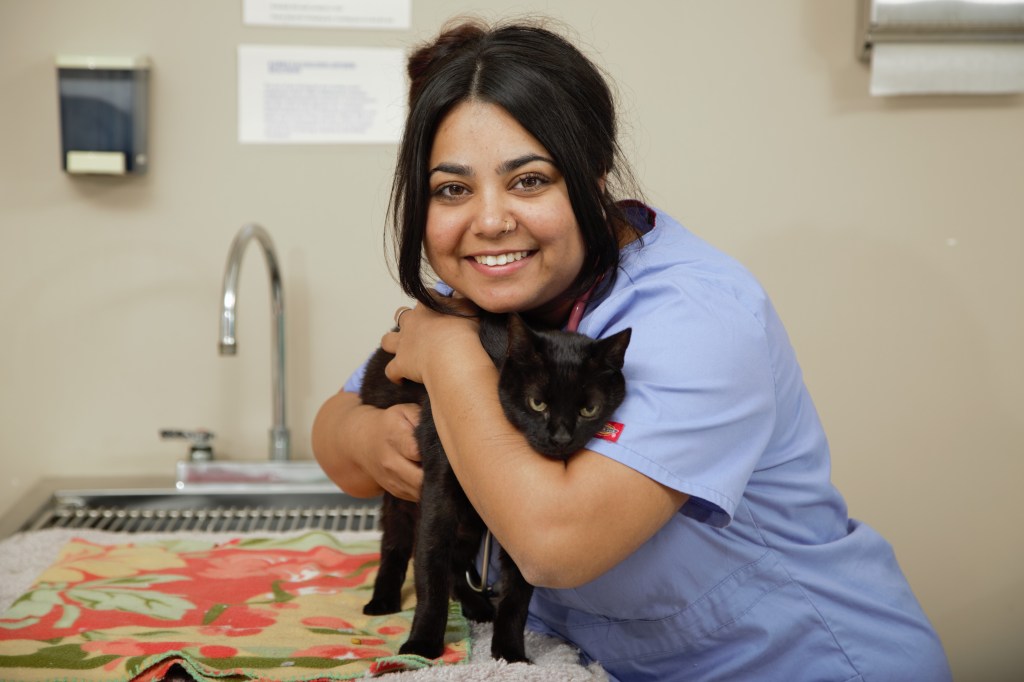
0;532;469;681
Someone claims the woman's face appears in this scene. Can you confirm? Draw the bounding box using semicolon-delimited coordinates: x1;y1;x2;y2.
424;100;586;320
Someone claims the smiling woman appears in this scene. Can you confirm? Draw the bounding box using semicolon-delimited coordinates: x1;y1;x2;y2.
423;100;586;320
387;20;640;324
311;17;953;681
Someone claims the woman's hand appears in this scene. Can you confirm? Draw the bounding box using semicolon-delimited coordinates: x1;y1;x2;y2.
312;390;424;502
368;401;424;501
381;297;481;386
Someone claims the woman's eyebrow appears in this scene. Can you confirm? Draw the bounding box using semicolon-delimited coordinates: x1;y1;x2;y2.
498;153;555;174
429;154;556;178
429;162;472;177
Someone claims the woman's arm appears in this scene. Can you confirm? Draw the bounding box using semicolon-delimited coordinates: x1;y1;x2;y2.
382;306;688;589
311;389;424;502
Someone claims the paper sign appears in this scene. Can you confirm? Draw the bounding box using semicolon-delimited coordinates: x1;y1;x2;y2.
243;0;411;30
238;44;406;144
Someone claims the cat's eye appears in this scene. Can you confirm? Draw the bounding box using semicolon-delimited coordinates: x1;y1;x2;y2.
528;397;547;412
579;405;600;419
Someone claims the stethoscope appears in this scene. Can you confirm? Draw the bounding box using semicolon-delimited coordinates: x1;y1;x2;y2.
465;280;598;596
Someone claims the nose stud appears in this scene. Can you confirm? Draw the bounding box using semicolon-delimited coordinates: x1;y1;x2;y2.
503;219;515;234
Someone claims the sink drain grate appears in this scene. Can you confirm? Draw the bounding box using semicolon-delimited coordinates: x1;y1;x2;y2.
29;498;382;534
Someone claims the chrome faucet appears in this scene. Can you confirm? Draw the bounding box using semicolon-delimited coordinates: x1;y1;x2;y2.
219;223;290;461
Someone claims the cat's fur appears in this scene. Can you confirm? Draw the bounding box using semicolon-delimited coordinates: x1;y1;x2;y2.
359;311;631;662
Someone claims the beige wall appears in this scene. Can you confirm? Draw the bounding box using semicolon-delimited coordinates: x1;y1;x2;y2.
1;1;1021;678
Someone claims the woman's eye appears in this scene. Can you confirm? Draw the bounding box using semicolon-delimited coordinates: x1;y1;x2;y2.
579;405;599;419
514;173;548;192
528;397;547;412
432;183;469;200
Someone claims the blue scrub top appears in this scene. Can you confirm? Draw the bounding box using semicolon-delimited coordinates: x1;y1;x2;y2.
345;204;952;681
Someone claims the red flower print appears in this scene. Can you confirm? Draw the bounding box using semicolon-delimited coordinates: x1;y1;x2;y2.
369;660;413;674
350;637;385;646
302;616;355;631
196;547;376;599
377;625;406;635
291;643;393;660
82;639;195;656
197;553;283;581
198;605;277;637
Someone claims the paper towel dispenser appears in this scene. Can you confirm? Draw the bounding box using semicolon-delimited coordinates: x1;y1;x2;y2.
857;0;1024;95
56;55;150;175
858;0;1024;61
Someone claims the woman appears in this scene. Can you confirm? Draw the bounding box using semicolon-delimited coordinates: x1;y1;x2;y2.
312;19;952;681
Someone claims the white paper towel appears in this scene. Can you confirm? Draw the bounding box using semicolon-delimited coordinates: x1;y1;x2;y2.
871;42;1024;96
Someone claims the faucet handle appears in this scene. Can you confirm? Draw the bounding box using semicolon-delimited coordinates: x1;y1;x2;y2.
160;429;215;462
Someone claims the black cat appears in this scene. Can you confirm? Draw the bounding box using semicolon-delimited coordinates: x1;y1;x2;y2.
359;311;631;663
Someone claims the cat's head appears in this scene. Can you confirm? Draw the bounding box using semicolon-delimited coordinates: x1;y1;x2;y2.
498;314;631;461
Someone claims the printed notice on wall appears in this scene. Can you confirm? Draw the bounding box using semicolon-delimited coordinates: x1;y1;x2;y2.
243;0;410;30
238;44;405;144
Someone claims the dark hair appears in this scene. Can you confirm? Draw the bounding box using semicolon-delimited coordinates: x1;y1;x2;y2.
390;18;641;313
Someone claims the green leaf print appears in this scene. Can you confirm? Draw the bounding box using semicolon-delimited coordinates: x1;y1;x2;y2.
0;643;118;670
54;603;81;629
203;603;229;625
0;588;65;629
237;531;379;554
65;587;194;620
53;573;196;621
125;654;150;675
270;581;297;603
85;574;186;588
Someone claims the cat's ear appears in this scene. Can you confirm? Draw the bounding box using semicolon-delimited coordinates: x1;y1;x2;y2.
599;328;632;369
505;312;536;359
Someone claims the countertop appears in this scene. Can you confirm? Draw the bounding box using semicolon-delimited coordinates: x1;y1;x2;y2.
0;474;175;540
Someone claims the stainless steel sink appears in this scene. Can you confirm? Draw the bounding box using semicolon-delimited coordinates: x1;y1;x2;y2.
0;476;382;539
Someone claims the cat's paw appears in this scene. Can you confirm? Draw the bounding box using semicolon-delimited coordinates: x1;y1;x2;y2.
399;638;445;660
459;595;495;623
491;647;531;665
362;598;401;616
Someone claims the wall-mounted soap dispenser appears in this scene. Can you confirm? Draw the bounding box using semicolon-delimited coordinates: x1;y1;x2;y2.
56;55;150;175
